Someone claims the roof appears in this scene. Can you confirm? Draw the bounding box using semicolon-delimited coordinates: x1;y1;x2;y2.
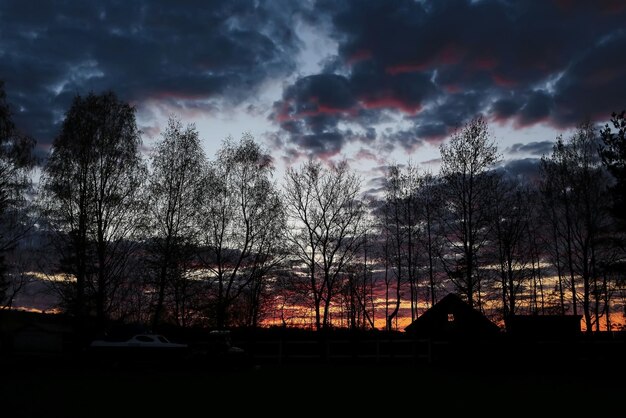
405;293;500;337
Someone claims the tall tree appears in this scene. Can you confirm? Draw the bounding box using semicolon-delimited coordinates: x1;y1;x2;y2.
598;111;626;329
42;91;145;328
540;137;579;316
145;116;205;328
198;134;284;328
283;160;365;330
0;80;35;307
540;123;611;332
378;163;421;329
599;110;626;224
415;171;444;308
489;176;532;326
438;116;500;308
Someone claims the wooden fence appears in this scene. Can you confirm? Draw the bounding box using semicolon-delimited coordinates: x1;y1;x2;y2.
242;338;433;364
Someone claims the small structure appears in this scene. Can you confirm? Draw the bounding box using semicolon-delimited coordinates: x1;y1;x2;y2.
506;315;582;339
404;293;500;339
0;310;73;353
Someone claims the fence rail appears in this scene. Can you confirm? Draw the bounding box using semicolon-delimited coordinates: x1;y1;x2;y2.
245;338;432;364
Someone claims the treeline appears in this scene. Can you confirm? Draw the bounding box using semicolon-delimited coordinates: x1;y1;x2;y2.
1;84;625;333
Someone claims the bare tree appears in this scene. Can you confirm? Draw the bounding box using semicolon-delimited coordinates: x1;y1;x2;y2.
401;163;421;320
283;160;365;330
198;134;284;328
438;116;500;308
489;175;533;326
339;222;376;330
540;122;612;332
0;80;35;308
145;116;206;328
415;171;445;308
541;136;579;317
376;207;395;330
41;91;146;329
376;163;421;329
356;224;377;329
600;110;626;225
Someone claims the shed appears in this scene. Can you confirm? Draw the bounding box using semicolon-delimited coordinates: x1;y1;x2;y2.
404;293;500;338
0;310;73;353
506;315;582;339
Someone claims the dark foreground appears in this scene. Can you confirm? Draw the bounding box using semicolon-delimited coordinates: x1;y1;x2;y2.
2;354;625;417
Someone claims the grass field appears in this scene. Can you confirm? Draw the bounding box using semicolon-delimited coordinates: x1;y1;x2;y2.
2;354;625;417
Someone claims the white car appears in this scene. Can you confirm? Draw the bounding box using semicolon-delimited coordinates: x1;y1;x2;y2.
90;334;187;349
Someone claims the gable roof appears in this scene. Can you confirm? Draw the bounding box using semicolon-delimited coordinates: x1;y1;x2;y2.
405;293;500;337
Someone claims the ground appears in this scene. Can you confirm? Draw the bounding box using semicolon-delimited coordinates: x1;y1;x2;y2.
2;354;624;417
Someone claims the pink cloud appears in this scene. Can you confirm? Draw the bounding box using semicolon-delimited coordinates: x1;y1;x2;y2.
360;96;422;115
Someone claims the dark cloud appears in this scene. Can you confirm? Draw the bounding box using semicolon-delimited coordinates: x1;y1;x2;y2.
518;90;554;127
349;61;435;114
489;89;554;127
270;74;354;160
373;91;486;152
272;74;355;126
300;132;345;157
553;31;626;126
491;97;523;120
506;141;554;157
497;158;542;183
415;92;485;130
380;130;425;153
0;0;305;143
274;0;626;158
271;65;437;157
3;0;625;162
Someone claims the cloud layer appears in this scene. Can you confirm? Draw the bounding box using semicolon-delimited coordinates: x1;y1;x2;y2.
1;0;624;162
0;0;303;141
273;0;626;158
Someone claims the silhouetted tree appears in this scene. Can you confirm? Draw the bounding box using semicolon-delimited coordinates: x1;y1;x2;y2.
600;111;626;225
597;111;626;329
41;92;146;329
489;176;532;326
0;80;35;307
438;116;500;308
401;163;421;320
415;171;445;308
198;134;284;328
339;221;376;330
377;205;395;330
377;163;421;329
356;225;377;329
540;123;612;332
145;116;205;328
283;160;365;330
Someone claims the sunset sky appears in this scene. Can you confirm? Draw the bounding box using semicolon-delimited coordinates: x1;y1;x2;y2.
1;0;625;192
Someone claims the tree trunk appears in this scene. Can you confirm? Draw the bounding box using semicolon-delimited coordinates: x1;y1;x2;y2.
152;252;169;329
427;216;436;307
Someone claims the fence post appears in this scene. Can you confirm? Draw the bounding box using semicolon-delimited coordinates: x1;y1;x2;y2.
376;339;380;363
326;340;330;363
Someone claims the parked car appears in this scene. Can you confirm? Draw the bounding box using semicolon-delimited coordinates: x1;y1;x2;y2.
88;334;188;368
90;334;187;349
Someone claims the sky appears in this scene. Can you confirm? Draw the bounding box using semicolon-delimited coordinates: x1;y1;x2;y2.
1;0;625;195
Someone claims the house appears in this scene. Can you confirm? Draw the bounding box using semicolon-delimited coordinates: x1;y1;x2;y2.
0;310;73;353
506;314;582;339
404;293;501;338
